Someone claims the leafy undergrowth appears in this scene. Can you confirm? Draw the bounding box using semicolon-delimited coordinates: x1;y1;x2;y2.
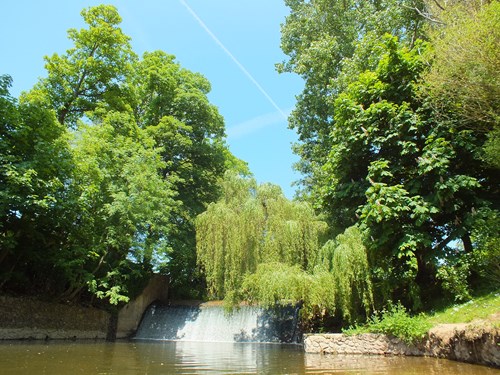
343;291;500;344
343;302;431;344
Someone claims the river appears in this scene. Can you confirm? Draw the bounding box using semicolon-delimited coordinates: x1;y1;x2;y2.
0;340;497;374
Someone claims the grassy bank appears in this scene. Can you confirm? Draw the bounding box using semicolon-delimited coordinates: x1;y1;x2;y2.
428;292;500;326
344;291;500;344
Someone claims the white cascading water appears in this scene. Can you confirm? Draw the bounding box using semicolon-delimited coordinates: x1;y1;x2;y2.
134;303;300;343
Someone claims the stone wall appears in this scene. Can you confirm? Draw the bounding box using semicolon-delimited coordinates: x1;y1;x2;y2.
115;274;168;338
304;322;500;368
0;295;110;340
304;333;423;356
0;275;168;340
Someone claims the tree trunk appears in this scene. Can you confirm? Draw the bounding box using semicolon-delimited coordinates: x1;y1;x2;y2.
462;233;473;253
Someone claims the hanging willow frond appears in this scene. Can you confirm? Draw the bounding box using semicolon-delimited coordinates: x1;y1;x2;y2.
195;171;327;302
330;226;374;320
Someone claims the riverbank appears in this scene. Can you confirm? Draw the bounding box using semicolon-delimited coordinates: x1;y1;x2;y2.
0;295;111;340
304;316;500;368
1;293;498;368
0;276;168;341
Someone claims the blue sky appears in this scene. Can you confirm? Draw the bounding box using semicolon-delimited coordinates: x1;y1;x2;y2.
1;1;304;198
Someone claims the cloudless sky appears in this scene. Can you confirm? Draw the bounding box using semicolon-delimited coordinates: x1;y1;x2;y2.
1;0;304;198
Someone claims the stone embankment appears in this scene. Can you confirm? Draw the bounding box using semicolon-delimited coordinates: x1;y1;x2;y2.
304;320;500;368
304;333;422;356
116;275;168;338
0;275;169;340
0;295;110;340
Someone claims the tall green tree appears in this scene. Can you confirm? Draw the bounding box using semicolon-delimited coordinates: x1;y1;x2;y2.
129;50;230;298
195;172;374;321
196;172;328;304
422;0;500;297
1;5;236;303
322;36;497;307
281;0;499;309
0;75;73;293
57;109;178;304
279;0;425;201
28;5;136;127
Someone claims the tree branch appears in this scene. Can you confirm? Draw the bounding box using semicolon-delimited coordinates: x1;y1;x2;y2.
432;0;445;11
402;5;446;25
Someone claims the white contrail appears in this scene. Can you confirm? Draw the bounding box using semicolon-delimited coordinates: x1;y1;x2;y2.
179;0;287;119
227;107;294;139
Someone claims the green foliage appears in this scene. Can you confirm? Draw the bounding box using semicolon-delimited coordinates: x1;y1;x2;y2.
241;262;339;319
30;5;136;126
280;0;424;200
346;292;500;343
345;302;431;344
280;0;499;313
483;127;500;168
284;31;497;309
424;1;500;130
322;37;431;307
57;110;177;303
198;180;373;322
327;227;373;320
1;5;235;304
196;172;327;302
470;208;500;289
130;50;229;298
242;262;312;307
0;74;73;294
318;227;373;320
436;255;473;303
423;1;500;170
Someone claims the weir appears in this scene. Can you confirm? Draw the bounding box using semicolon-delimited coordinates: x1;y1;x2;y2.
134;302;301;343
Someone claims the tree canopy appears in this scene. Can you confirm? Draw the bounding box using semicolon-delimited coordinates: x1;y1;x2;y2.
196;172;373;321
423;1;500;167
279;0;499;309
0;5;237;304
1;1;498;325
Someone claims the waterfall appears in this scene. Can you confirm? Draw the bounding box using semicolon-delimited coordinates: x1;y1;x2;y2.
134;302;301;343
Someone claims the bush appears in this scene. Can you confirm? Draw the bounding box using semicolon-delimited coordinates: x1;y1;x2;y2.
344;302;431;344
436;255;472;303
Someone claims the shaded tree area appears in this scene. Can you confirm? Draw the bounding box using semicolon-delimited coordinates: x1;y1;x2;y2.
0;5;242;306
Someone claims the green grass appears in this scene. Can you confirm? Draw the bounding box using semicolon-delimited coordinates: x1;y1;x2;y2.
343;291;500;343
426;291;500;325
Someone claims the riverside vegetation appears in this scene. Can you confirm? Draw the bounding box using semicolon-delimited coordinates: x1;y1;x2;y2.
1;0;499;340
344;292;500;344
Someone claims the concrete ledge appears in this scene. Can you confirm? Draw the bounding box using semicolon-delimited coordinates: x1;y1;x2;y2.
116;275;168;339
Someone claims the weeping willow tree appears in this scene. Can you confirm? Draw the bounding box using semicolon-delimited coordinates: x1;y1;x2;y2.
195;171;327;305
241;263;336;318
196;172;373;323
317;226;374;321
243;226;373;322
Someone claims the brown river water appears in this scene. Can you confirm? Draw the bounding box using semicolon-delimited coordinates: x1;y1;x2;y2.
0;340;498;374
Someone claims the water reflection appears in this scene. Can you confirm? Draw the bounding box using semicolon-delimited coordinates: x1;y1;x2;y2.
0;341;497;374
303;353;498;374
